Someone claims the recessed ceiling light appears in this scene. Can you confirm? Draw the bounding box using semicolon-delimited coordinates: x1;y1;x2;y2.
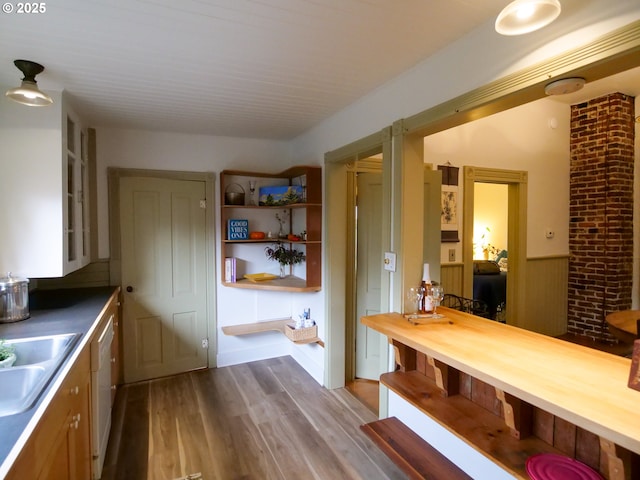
495;0;562;36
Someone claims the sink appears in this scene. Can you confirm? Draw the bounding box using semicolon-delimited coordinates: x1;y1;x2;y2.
0;333;81;416
11;333;80;366
0;366;47;416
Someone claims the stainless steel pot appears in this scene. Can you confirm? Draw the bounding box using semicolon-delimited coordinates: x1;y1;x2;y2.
0;272;30;323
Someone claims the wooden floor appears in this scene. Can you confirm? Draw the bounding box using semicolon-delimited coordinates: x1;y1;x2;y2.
101;356;407;480
345;378;379;415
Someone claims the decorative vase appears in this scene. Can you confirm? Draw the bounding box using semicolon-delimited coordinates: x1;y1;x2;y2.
0;353;16;368
279;264;286;278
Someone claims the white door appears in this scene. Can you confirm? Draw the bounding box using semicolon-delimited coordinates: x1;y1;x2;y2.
423;168;442;276
120;177;208;383
355;172;383;380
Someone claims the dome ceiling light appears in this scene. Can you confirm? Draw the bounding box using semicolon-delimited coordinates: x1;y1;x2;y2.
544;77;585;96
5;59;53;107
495;0;562;36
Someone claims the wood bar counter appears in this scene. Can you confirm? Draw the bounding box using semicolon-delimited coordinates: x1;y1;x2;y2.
362;308;639;479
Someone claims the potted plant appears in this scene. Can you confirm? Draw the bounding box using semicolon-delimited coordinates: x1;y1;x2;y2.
0;339;16;368
265;243;306;278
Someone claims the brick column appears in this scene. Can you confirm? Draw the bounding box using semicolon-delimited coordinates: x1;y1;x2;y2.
568;93;635;342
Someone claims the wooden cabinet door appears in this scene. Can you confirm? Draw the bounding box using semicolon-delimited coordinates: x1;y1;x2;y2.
37;411;73;480
70;367;92;480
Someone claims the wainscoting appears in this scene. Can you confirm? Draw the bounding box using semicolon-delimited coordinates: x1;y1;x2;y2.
441;255;568;336
523;256;568;336
440;263;464;297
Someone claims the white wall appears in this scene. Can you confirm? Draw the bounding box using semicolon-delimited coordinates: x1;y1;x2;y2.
424;98;571;264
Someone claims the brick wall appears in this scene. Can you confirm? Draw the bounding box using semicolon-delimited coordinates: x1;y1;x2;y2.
568;93;635;342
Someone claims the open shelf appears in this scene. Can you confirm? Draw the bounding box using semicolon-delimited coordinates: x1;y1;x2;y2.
381;371;560;479
223;239;321;245
223;275;321;292
222;203;322;210
221;318;324;346
361;417;472;480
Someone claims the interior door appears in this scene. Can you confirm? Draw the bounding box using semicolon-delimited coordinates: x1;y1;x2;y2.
355;172;383;380
423;167;442;282
120;176;208;383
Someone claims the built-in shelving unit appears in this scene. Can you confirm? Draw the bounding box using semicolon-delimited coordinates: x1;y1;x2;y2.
220;166;322;292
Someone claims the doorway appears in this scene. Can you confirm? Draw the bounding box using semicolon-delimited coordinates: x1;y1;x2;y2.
473;183;508;321
108;168;217;383
462;167;527;328
324;128;392;411
346;165;384;414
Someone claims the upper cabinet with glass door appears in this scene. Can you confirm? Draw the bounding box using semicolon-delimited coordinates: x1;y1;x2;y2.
0;92;91;277
64;106;90;273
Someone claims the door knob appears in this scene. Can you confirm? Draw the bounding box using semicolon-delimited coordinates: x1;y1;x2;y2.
126;286;133;293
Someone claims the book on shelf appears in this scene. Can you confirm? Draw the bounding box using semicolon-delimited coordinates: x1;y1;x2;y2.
227;219;248;240
224;257;237;283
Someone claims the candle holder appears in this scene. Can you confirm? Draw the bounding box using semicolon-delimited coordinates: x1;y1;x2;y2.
248;180;257;206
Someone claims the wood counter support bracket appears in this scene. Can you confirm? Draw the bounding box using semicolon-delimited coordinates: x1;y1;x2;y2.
392;339;416;372
426;355;459;397
495;388;533;439
599;437;625;480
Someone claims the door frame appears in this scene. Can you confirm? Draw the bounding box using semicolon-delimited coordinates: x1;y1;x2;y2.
348;161;384;383
324;128;392;395
107;168;218;369
462;167;528;328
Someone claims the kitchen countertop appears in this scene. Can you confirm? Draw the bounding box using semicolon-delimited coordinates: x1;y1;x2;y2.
362;308;639;456
0;286;119;479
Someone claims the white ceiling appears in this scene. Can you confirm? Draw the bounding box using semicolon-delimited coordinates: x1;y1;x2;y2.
1;1;638;140
0;0;517;139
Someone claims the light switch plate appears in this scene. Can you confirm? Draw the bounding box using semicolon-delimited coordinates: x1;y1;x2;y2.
384;252;396;272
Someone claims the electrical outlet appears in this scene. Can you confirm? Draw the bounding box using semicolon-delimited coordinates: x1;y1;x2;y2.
384;252;396;272
448;249;456;262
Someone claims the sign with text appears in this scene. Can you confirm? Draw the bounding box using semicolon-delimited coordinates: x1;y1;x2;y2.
227;219;248;240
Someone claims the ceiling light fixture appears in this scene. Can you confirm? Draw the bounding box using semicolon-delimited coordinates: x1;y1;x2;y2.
495;0;561;36
5;59;53;107
544;77;585;96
